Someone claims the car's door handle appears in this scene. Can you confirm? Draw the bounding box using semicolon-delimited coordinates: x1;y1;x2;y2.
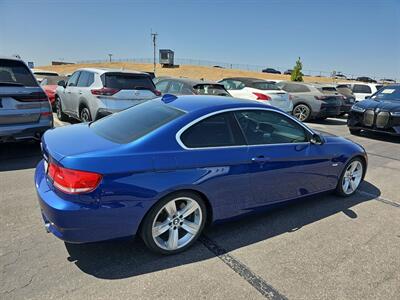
78;91;83;94
251;156;271;163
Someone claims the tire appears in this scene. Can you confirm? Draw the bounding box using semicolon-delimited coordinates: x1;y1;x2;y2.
140;192;207;255
349;128;361;135
80;106;92;123
55;97;68;122
335;157;364;197
293;104;311;122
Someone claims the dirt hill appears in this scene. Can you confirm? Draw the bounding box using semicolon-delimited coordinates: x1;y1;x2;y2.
39;62;339;83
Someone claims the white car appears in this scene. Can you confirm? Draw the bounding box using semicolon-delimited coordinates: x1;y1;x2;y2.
218;77;293;113
32;69;59;83
340;82;384;101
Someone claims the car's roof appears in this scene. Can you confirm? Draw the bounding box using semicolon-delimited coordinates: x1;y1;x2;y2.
158;77;221;86
76;68;149;75
0;55;24;61
160;94;274;113
32;69;59;74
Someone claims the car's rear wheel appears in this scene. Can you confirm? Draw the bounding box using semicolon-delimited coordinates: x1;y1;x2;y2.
336;157;364;197
141;192;207;255
80;106;92;123
55;97;68;121
293;104;311;122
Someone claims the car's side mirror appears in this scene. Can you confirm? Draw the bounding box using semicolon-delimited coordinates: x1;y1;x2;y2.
58;80;66;88
310;133;324;145
364;95;370;99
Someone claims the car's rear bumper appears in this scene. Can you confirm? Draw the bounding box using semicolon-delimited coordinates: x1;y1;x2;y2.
0;120;53;142
34;160;141;243
314;104;341;118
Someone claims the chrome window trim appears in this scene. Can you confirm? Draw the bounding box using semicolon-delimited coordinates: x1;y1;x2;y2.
175;107;316;150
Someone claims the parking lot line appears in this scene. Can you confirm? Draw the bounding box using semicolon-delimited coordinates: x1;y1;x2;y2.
358;190;400;208
200;235;288;300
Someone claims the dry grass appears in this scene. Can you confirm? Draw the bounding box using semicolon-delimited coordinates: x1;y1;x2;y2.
38;62;341;83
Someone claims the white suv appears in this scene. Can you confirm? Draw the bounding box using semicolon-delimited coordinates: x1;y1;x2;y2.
341;82;384;101
55;68;160;122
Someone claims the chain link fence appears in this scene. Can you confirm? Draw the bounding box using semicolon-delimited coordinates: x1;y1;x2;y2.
77;57;397;82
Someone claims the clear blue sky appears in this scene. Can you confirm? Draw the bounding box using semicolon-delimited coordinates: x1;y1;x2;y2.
0;0;399;79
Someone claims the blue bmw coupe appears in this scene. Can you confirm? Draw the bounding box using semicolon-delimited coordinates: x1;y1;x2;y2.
35;95;367;254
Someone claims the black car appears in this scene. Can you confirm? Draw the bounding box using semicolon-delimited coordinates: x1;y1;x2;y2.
262;68;281;74
284;69;293;75
356;76;377;83
155;77;231;96
347;84;400;136
336;84;356;114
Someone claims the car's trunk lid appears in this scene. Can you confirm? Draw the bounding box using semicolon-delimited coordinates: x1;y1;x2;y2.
41;123;118;163
0;86;48;125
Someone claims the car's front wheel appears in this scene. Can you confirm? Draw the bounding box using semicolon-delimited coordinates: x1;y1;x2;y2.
336;157;364;197
141;192;207;255
293;104;311;122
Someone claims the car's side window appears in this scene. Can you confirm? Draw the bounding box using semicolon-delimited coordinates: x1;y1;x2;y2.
281;83;309;93
180;112;245;148
77;71;89;87
221;80;245;90
181;84;193;94
234;110;309;145
67;71;80;87
168;81;183;94
155;80;170;93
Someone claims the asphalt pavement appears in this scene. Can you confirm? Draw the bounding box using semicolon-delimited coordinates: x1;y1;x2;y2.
1;116;399;300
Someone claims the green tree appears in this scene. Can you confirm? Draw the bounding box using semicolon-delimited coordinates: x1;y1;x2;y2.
291;57;304;82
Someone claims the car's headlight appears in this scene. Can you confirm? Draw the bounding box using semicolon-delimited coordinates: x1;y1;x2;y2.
390;111;400;116
351;105;366;113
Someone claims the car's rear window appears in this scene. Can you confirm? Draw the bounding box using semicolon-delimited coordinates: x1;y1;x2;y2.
34;72;58;76
0;59;38;87
90;100;185;144
250;81;280;90
102;73;155;90
193;84;230;96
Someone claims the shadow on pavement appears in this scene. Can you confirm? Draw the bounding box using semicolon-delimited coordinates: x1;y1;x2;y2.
65;181;380;280
309;118;347;126
0;141;42;172
355;131;400;144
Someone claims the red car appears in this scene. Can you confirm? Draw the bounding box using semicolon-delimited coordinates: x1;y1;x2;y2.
40;76;68;109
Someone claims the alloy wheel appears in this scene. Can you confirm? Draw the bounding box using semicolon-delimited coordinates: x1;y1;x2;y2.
80;108;91;122
293;105;310;121
342;160;363;195
56;100;62;119
151;197;202;251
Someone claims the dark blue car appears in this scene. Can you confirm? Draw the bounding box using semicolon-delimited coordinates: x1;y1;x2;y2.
35;95;367;254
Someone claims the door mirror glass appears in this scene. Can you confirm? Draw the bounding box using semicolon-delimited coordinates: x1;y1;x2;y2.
57;80;66;87
310;133;324;145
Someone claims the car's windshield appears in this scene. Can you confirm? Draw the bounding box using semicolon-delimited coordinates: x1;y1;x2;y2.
251;81;280;90
193;84;230;96
371;86;400;101
90;100;185;143
0;59;38;86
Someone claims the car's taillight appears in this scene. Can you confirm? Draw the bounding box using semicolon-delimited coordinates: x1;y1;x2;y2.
154;90;162;96
253;93;271;101
47;162;102;194
40;111;52;117
314;96;328;100
91;87;120;96
289;94;294;100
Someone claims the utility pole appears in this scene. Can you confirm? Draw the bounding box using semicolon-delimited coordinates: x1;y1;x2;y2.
151;31;158;73
108;53;112;63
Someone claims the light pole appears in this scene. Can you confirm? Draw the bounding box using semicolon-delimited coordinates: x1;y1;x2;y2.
151;31;158;73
